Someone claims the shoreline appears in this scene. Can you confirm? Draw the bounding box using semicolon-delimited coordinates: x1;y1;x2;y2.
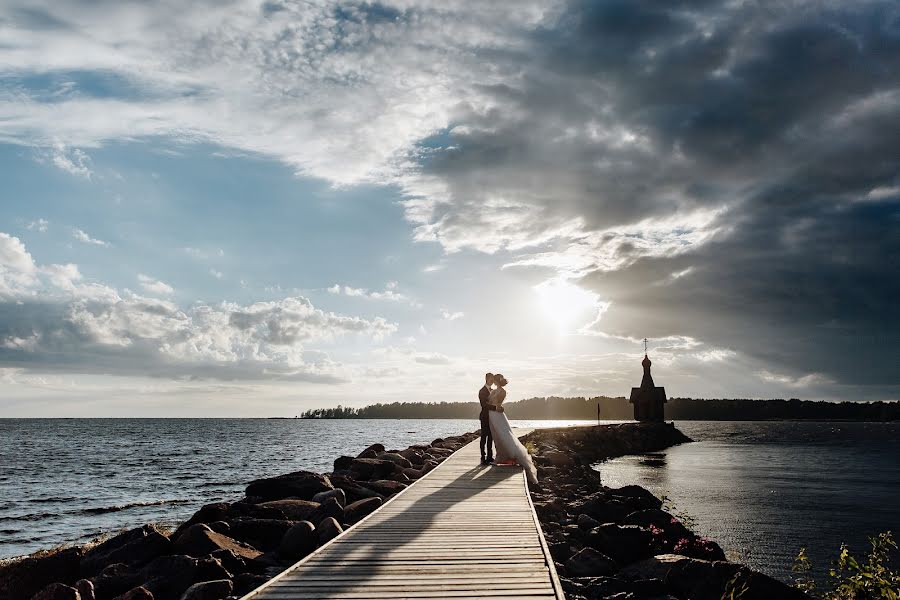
0;423;809;600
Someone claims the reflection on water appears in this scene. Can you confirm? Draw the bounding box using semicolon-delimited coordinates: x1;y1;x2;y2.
596;421;900;583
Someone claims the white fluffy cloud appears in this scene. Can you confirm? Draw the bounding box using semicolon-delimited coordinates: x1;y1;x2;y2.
137;274;174;295
72;228;109;247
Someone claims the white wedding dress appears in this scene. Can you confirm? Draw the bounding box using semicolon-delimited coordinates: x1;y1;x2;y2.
488;387;538;484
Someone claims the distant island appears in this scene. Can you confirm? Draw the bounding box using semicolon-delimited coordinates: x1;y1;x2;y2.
300;396;900;421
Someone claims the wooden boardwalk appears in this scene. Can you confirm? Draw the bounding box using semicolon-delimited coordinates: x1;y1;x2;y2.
241;432;563;599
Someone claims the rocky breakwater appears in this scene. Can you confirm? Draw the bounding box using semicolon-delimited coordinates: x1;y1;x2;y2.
523;423;808;600
0;432;480;600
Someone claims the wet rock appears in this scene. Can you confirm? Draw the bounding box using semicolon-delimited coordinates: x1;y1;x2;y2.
585;524;652;565
277;521;317;561
111;588;153;600
357;443;385;458
361;480;407;496
178;580;232;600
75;581;96;600
565;548;618;577
375;453;412;469
232;574;268;597
82;526;171;577
173;524;261;560
311;489;346;507
316;517;343;545
256;499;319;521
31;583;80;600
245;471;333;502
343;497;382;524
349;458;395;481
172;504;230;539
0;547;83;600
621;554;807;600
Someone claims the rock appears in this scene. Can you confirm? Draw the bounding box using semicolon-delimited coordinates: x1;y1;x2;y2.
111;588;153;600
361;480;407;496
88;564;141;600
623;509;691;542
177;580;231;600
75;581;96;600
224;502;285;521
398;449;426;466
608;485;663;511
421;459;440;474
316;517;343;545
227;518;296;552
245;471;334;502
357;443;385;457
621;554;807;600
328;475;385;504
401;467;424;480
349;458;396;481
311;488;346;507
277;522;317;561
139;556;230;600
173;524;262;560
0;547;83;600
172;503;230;539
31;583;80;600
548;541;574;562
81;526;171;577
375;452;413;469
232;574;268;597
576;514;601;530
585;524;652;565
314;497;345;526
209;549;249;576
333;456;354;472
207;522;230;534
565;548;618;577
343;497;382;524
544;450;576;467
257;499;320;521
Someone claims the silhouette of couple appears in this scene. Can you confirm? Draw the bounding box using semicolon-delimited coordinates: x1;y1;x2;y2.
477;372;538;483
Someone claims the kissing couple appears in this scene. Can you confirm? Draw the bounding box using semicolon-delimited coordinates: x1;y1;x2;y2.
478;372;538;484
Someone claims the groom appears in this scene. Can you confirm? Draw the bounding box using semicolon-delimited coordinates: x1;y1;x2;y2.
479;372;503;465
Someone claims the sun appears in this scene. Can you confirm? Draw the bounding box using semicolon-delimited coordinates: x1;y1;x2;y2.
533;278;601;333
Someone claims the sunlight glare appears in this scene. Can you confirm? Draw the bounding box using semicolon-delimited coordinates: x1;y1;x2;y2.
534;279;601;333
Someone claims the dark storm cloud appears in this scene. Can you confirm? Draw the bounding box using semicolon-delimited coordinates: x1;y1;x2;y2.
415;0;900;389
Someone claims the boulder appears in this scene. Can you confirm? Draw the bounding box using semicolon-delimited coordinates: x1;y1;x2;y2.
576;514;601;530
608;485;663;511
401;467;424;480
224;502;285;521
357;443;385;457
543;450;576;467
111;588;152;600
623;509;691;542
398;449;426;466
172;524;261;560
257;499;319;521
316;518;343;545
375;453;413;469
314;497;345;526
227;518;296;552
311;488;346;507
139;556;229;600
208;549;249;577
333;456;354;472
0;547;83;600
361;480;407;496
328;475;385;504
621;554;807;600
586;524;652;565
232;574;268;597
565;548;618;577
277;521;317;561
172;503;230;539
349;458;396;481
81;526;171;577
245;471;333;501
206;522;230;535
177;580;232;600
343;497;382;524
88;564;141;600
31;583;80;600
75;581;96;600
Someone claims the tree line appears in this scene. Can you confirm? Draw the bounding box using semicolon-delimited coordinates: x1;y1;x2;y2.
299;396;900;421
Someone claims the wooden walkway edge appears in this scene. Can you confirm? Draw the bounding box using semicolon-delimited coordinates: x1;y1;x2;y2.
240;431;563;599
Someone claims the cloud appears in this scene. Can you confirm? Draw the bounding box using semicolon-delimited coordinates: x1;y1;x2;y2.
327;282;420;306
25;219;49;233
137;274;174;295
0;232;398;381
209;269;223;279
35;142;93;178
441;310;464;321
183;247;224;260
72;228;108;247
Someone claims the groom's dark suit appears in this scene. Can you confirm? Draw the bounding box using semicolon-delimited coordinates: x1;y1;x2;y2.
479;385;497;462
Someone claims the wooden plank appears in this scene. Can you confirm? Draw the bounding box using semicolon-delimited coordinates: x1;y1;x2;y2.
239;429;562;600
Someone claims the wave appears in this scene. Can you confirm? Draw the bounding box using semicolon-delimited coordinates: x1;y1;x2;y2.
80;499;192;515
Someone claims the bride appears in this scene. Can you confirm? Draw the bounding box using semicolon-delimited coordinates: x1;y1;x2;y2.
488;374;538;484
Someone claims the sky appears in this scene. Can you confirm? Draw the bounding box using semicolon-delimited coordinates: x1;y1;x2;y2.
1;0;898;416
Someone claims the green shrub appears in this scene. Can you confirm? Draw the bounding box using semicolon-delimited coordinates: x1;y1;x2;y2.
792;531;900;599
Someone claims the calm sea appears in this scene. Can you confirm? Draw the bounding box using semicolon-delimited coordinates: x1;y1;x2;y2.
2;419;898;585
597;421;900;583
